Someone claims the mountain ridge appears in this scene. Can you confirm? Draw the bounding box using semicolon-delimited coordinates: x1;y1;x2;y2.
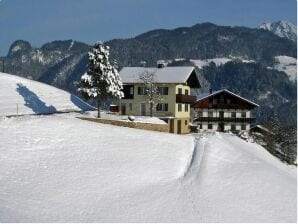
0;21;296;126
258;20;297;42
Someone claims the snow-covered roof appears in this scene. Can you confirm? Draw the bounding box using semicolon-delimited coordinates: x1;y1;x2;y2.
119;66;196;84
197;89;259;107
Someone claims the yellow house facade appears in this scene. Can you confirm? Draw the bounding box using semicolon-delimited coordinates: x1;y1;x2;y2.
119;65;201;134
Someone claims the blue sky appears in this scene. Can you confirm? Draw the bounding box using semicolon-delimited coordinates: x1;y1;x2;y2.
0;0;296;56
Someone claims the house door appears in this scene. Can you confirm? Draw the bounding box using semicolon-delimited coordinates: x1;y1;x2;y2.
170;119;174;133
218;122;224;132
140;103;146;116
121;103;126;115
177;120;182;134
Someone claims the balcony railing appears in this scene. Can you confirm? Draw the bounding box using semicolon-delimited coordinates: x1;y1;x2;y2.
176;94;196;104
194;116;256;123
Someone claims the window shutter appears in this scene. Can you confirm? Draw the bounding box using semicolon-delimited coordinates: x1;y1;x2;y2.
165;104;168;111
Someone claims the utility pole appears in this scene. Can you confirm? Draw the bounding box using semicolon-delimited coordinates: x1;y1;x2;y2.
2;59;4;73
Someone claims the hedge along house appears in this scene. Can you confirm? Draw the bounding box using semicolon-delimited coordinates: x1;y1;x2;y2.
192;89;259;132
118;63;201;134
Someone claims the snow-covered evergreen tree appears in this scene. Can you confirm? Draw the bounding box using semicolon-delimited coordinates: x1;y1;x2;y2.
139;71;161;117
79;41;123;118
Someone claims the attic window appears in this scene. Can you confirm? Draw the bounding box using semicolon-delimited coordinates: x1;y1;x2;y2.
138;87;146;95
158;87;169;95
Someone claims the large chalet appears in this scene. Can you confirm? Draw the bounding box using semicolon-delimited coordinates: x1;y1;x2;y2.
192;89;259;132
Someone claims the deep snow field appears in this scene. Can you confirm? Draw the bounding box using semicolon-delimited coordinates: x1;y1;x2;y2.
0;115;296;222
0;72;296;222
0;72;94;117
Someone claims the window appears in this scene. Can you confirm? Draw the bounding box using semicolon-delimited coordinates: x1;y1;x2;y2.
208;124;213;129
241;124;246;130
197;111;203;117
158;87;168;95
185;104;189;112
231;124;236;131
185;89;189;95
178;104;182;112
129;87;134;95
227;98;231;104
241;112;246;118
231;112;236;118
208;111;213;117
156;103;168;112
213;98;217;105
138;87;146;95
129;103;132;111
185;120;188;125
198;124;202;129
178;88;182;94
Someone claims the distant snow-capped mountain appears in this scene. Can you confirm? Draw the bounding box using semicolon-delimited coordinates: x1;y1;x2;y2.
259;20;297;42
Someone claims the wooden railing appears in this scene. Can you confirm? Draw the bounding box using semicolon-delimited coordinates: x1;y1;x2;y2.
176;94;196;104
193;116;256;123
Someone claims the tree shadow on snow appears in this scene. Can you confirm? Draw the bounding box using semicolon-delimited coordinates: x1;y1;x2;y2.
70;94;95;111
16;83;57;114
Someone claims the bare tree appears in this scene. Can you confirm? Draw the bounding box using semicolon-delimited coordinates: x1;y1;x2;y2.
139;71;162;117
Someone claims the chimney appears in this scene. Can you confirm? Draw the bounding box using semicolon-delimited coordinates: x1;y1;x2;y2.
157;60;166;68
209;88;212;94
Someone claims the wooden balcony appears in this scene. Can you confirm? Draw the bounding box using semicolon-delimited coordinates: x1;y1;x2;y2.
176;94;196;104
194;116;256;123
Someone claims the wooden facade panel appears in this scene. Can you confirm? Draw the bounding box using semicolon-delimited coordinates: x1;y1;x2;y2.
193;91;257;110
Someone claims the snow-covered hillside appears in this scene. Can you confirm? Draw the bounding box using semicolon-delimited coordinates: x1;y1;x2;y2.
0;72;94;116
274;56;297;82
0;115;296;222
190;57;255;68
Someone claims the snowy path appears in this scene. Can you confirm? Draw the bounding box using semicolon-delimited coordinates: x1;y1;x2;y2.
0;115;296;222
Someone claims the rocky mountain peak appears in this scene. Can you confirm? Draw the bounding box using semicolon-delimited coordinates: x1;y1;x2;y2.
258;20;297;42
7;40;32;57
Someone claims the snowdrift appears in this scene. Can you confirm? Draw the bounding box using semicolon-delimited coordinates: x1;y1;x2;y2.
0;72;94;116
0;115;296;222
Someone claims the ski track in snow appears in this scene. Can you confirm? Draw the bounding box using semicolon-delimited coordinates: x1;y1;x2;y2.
0;115;296;222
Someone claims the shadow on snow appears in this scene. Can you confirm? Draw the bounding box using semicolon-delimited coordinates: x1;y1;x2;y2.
16;83;57;114
70;94;95;111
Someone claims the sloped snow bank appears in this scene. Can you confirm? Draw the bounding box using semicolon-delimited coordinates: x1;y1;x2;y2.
0;115;194;222
0;115;296;222
0;72;94;116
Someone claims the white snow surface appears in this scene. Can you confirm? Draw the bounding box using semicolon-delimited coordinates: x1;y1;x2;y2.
119;66;195;84
190;57;255;68
0;72;94;116
274;56;297;81
0;115;296;222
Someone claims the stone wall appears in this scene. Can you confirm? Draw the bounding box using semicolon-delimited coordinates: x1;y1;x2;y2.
78;117;169;133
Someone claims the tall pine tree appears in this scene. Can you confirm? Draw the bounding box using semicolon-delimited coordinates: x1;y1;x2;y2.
79;41;123;118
